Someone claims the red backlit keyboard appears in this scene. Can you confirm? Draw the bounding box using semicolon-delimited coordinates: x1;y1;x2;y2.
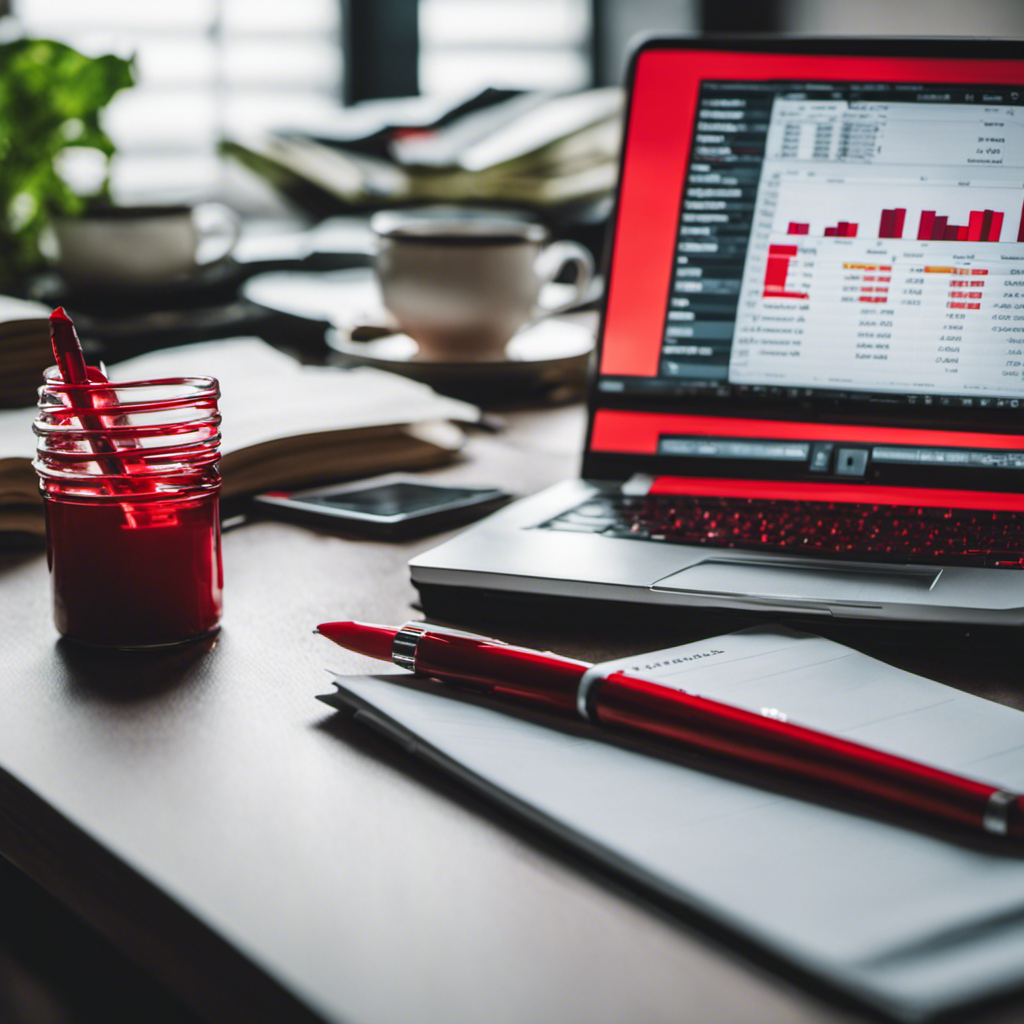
540;494;1024;568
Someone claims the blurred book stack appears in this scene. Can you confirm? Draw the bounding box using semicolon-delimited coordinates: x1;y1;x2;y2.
223;87;624;214
0;296;52;408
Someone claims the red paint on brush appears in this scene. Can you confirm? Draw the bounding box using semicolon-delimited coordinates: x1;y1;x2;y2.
47;306;132;481
49;306;91;385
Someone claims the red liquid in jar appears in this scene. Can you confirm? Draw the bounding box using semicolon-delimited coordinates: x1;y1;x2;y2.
36;370;222;647
46;494;223;647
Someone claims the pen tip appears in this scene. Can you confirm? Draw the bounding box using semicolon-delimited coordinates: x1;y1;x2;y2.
316;620;396;662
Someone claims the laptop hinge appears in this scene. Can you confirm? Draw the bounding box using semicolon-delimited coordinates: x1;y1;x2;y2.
621;473;654;497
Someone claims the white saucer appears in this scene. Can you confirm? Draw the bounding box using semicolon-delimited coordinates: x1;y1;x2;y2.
242;268;382;324
244;267;595;399
326;317;594;395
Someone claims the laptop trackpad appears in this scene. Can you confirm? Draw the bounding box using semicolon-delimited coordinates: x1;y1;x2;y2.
653;559;942;603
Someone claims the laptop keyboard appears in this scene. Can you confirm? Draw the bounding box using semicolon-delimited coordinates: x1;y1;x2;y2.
539;493;1024;568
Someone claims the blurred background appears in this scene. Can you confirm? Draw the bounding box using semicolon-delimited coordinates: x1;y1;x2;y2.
4;0;1024;213
2;0;1023;374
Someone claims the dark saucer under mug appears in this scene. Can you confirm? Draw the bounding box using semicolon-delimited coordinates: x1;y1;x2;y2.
29;259;246;315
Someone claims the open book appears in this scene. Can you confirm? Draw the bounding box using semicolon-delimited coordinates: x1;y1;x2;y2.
0;337;479;542
0;295;52;409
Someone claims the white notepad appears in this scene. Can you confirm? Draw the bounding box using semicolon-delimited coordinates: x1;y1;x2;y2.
326;627;1024;1022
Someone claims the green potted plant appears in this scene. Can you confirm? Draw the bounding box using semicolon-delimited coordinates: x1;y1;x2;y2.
0;38;133;292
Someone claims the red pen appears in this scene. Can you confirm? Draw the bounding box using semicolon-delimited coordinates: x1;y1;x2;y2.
317;620;1024;840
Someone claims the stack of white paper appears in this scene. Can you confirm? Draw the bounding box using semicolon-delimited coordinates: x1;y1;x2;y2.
327;626;1024;1022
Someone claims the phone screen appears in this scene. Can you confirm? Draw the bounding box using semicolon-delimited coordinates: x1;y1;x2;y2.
306;482;490;516
253;478;510;537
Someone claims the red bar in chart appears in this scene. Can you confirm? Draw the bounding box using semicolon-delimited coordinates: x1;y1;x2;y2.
787;222;809;235
815;205;1013;243
1018;196;1024;243
878;208;906;238
916;208;1006;242
763;244;808;301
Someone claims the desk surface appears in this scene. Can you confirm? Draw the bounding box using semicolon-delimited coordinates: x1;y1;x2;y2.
3;401;1024;1024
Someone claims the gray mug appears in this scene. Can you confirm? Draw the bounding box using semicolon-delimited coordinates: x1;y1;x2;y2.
52;203;240;287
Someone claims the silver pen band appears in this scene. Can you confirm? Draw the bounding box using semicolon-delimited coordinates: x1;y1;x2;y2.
982;789;1018;836
392;623;428;671
576;666;608;721
392;622;510;674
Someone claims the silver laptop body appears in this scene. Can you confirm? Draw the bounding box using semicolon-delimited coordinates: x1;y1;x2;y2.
412;36;1024;626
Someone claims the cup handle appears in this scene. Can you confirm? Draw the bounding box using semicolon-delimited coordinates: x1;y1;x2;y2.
193;203;241;266
534;240;595;315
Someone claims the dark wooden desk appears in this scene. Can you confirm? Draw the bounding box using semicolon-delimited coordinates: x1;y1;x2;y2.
2;401;1024;1024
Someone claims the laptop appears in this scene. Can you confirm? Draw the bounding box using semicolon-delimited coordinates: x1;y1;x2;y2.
411;35;1024;626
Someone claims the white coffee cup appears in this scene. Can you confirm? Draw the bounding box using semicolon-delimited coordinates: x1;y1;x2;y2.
51;203;240;287
370;210;594;360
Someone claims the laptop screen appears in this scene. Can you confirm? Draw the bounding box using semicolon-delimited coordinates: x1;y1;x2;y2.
587;40;1024;507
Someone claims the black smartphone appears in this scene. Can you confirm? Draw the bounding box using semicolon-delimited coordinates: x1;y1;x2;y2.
251;476;512;538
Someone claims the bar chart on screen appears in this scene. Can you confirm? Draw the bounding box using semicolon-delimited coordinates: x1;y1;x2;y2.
789;206;1012;241
764;174;1024;244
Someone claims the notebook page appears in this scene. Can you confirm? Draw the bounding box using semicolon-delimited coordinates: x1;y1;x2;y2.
108;338;480;454
0;337;480;462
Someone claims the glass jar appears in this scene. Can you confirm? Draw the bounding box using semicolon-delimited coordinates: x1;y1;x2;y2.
33;372;223;648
